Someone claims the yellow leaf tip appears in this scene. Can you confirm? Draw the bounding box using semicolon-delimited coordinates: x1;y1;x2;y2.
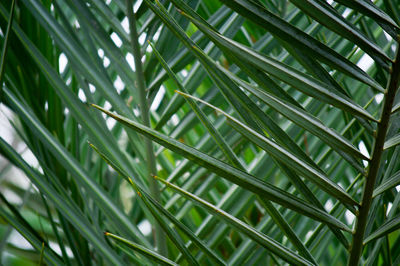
175;90;187;97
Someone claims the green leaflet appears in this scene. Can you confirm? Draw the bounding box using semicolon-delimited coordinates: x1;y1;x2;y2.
92;103;353;231
218;0;384;92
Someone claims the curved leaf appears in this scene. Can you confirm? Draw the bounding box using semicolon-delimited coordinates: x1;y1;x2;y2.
92;103;353;231
179;11;379;122
289;0;391;69
217;65;368;161
384;132;400;150
154;176;313;266
218;0;384;92
373;170;400;197
364;214;400;244
105;233;178;266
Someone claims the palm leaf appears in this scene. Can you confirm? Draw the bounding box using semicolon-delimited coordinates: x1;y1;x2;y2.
1;0;399;264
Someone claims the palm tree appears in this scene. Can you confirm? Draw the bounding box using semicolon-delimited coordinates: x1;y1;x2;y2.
0;0;399;264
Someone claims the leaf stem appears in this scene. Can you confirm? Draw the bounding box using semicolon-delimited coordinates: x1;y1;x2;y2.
125;0;167;256
349;45;400;265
